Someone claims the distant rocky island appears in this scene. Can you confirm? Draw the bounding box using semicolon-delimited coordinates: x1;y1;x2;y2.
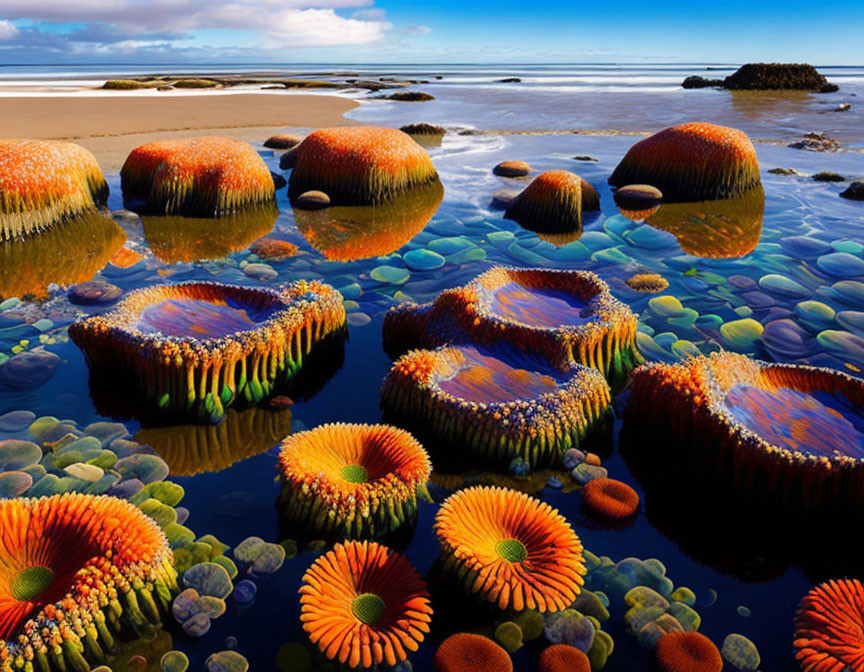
683;63;838;92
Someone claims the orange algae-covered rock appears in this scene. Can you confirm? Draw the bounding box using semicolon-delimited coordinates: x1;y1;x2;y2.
626;273;669;293
1;139;108;241
120;136;275;216
250;236;299;261
505;170;598;232
300;540;432;669
655;632;723;672
493;160;531;177
794;579;864;672
582;477;640;519
433;633;513;672
288;126;438;204
538;644;592;672
609;122;761;201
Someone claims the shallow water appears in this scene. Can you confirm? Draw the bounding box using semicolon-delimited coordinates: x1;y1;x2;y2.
2;72;864;671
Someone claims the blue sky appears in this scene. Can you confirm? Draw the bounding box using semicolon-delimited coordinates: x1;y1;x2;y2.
1;0;862;64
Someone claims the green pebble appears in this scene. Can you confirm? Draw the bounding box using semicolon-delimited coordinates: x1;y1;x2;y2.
494;621;523;653
370;265;410;285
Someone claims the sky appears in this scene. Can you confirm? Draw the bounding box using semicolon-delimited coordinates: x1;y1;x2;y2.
0;0;863;65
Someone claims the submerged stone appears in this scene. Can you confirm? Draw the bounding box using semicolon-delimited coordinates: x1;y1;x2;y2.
721;633;761;671
0;439;42;471
403;249;445;271
184;562;233;599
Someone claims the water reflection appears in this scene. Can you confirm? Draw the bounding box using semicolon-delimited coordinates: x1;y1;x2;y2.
294;179;444;261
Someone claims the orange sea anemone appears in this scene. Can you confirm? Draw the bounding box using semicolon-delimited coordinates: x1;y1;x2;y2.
627;352;864;512
582;478;640;520
288;127;438;205
299;540;432;669
505;170;599;233
609;122;761;201
120;137;275;217
435;486;585;612
69;280;346;422
794;579;864;672
1;139;108;242
433;633;513;672
626;273;669;293
538;644;592;672
277;423;431;539
655;632;723;672
0;494;177;671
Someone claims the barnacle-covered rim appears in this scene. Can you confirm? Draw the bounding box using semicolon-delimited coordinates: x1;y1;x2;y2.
435;485;585;612
794;579;864;672
299;540;432;669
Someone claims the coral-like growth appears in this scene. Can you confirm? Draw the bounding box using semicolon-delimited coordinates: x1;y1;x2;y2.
433;633;512;672
582;478;640;519
0;494;177;671
628;352;864;512
655;632;723;672
609;123;761;201
435;486;585;612
626;273;669;293
120;137;275;217
288;127;438;205
69;280;346;422
538;644;592;672
794;579;864;672
299;540;432;669
383;266;641;389
505;170;599;233
277;423;431;540
295;179;443;261
1;139;108;242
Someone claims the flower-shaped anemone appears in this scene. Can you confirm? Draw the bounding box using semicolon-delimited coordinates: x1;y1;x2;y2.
538;644;592;672
625;273;669;293
582;478;640;520
0;494;177;671
277;423;431;540
1;139;108;241
433;633;513;672
794;579;864;672
435;486;585;612
628;352;864;512
383;266;641;389
505;170;599;233
299;540;432;669
120;137;275;217
294;179;444;261
655;632;723;672
609;122;761;201
288;127;439;205
380;343;611;468
68;280;346;423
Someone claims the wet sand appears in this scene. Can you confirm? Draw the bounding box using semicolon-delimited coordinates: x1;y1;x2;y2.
0;92;359;172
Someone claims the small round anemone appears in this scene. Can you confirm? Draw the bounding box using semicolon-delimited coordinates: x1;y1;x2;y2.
69;280;346;422
609;122;761;201
433;633;512;672
277;423;431;539
435;486;585;612
299;540;432;669
505;170;599;233
383;266;640;389
381;343;611;468
582;478;640;519
120;137;276;217
0;494;178;671
628;352;864;512
1;139;108;242
288;127;438;205
626;273;669;293
295;179;443;261
655;632;723;672
538;644;591;672
794;579;864;672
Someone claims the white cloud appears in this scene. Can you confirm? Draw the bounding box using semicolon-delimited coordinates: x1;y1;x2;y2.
0;19;19;39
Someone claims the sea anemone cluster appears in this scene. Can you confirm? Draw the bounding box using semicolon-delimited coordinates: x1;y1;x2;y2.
68;280;346;422
609;122;761;201
1;139;108;242
628;352;864;511
277;423;431;540
299;540;432;669
288;127;439;205
794;578;864;672
504;170;600;233
383;266;641;389
0;494;177;672
434;485;586;612
120;137;276;217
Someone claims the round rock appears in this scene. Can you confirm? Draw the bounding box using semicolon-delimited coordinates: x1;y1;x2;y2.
294;190;330;210
493;160;531;177
613;184;663;208
69;281;123;306
263;133;302;149
840;181;864;200
0;350;61;389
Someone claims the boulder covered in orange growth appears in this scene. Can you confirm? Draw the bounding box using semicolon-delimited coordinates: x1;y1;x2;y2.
433;633;513;672
1;139;108;241
609;122;761;201
794;579;864;672
288;126;439;205
505;170;599;233
120;136;276;217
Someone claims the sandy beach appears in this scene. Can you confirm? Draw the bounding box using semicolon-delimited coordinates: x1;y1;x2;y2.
0;92;359;172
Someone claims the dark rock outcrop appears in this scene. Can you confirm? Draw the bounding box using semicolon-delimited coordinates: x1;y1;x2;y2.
840;181;864;201
788;133;842;152
682;75;723;89
723;63;837;92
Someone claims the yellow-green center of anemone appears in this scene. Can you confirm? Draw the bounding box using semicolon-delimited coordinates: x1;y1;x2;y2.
340;464;369;484
351;593;386;625
10;566;55;602
496;539;528;563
